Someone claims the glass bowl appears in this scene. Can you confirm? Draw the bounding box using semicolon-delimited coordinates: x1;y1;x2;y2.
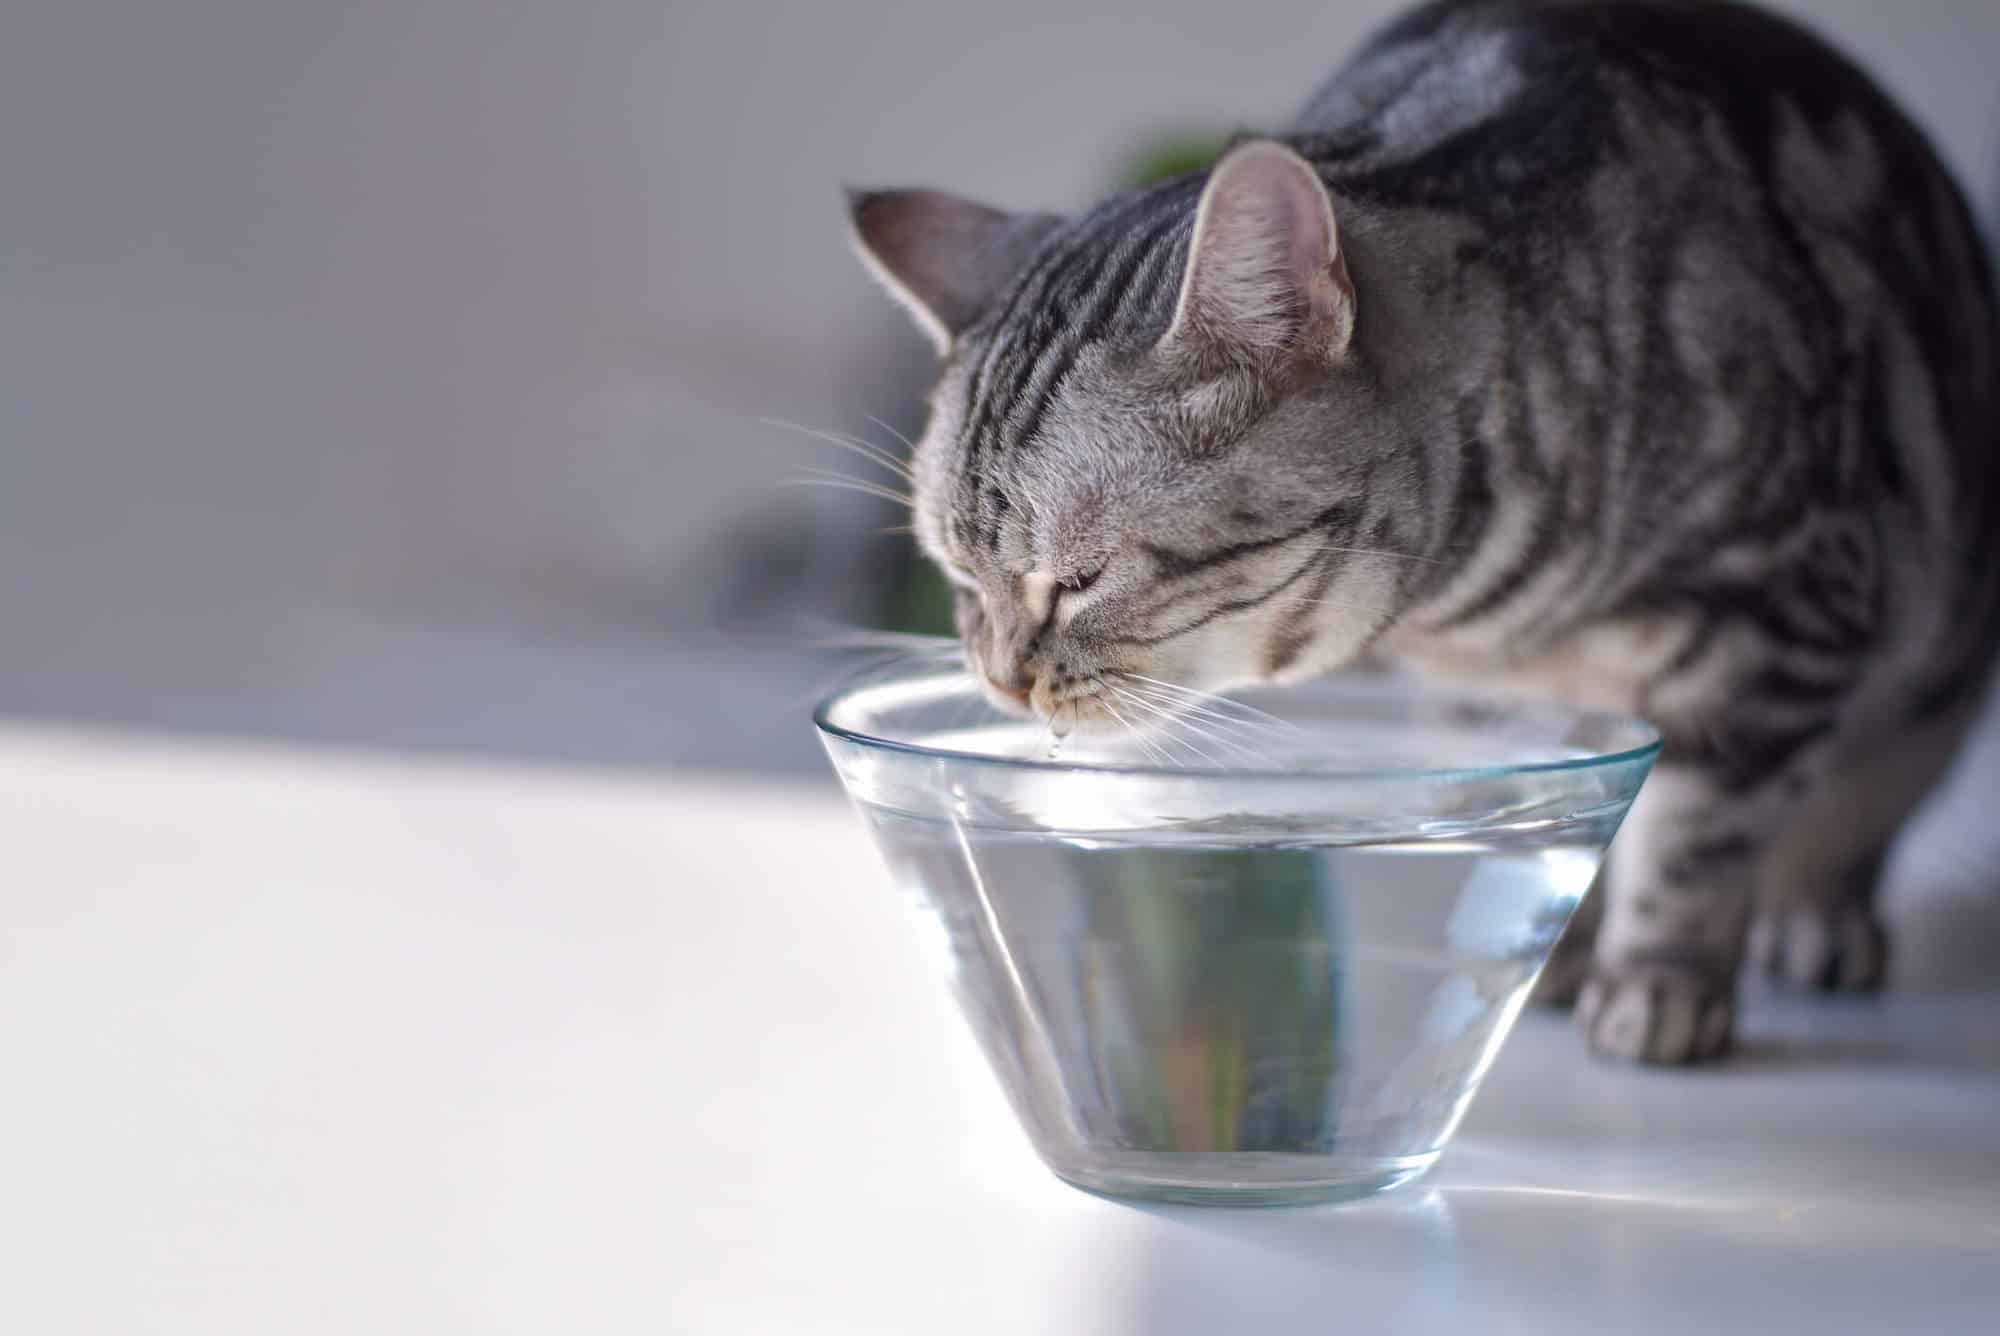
815;657;1659;1206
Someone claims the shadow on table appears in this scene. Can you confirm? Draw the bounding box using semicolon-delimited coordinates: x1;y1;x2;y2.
1095;864;2000;1334
1104;1169;1994;1335
1886;880;2000;999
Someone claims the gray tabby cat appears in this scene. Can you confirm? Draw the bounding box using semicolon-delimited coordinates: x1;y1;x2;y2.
845;0;2000;1063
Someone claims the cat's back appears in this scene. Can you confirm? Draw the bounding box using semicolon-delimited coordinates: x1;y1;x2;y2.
1308;1;2000;701
1305;0;1919;134
1299;0;1986;262
1298;0;1997;449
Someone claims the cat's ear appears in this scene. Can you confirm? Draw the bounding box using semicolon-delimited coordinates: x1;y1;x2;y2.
846;188;1057;356
1162;140;1356;366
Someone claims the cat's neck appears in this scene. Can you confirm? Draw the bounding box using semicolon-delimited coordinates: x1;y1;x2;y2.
1293;163;1559;649
1309;174;1494;402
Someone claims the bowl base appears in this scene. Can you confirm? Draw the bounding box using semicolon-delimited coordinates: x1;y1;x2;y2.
1049;1149;1439;1208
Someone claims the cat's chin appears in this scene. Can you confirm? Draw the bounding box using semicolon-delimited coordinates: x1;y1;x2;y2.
1040;697;1119;740
973;681;1105;732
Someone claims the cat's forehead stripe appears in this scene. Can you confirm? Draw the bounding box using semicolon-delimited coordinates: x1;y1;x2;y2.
959;212;1094;479
1007;191;1198;465
951;177;1205;555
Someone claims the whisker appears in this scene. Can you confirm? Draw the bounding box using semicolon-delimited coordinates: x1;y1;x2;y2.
1128;713;1208;769
1099;687;1192;763
830;432;916;483
1135;718;1210;767
1119;680;1302;760
781;472;915;509
1113;678;1292;736
764;417;914;475
1106;684;1238;767
1144;696;1264;756
1097;696;1176;767
1111;676;1247;726
1116;672;1304;734
798;464;914;500
865;414;919;453
1112;685;1267;764
1147;719;1230;769
1114;691;1290;756
762;417;915;484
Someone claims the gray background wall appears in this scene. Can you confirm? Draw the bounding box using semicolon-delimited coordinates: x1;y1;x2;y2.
2;0;1996;775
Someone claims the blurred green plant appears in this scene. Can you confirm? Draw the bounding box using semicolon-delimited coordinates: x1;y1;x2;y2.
882;130;1227;636
894;553;957;639
1089;849;1342;1152
1120;132;1232;188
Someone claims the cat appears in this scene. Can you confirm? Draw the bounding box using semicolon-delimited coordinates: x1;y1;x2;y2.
843;0;2000;1064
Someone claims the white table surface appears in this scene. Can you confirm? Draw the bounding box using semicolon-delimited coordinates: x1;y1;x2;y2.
3;724;1996;1334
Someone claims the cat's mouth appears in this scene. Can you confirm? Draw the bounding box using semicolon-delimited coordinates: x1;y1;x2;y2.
1025;680;1124;739
1042;675;1191;742
1038;683;1103;738
1039;670;1294;766
984;664;1256;753
976;668;1125;734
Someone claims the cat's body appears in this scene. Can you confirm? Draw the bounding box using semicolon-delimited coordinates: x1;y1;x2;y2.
848;0;2000;1062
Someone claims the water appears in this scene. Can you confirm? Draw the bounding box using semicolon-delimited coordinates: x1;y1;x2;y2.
820;678;1653;1202
865;813;1603;1204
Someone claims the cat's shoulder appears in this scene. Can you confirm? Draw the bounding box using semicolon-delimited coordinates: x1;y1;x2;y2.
1300;0;1888;134
1295;0;1912;183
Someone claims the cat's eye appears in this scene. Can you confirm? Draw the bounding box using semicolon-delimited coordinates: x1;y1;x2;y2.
1058;566;1104;594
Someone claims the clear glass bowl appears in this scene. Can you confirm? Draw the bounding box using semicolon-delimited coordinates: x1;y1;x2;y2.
816;658;1659;1206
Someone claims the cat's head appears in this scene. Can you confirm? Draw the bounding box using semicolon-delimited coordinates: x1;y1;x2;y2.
849;140;1414;732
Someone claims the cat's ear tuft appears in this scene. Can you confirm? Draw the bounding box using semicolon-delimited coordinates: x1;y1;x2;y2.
846;188;1057;356
1162;140;1356;367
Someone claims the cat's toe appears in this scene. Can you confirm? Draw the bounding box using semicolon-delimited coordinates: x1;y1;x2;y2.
1576;965;1733;1064
1748;905;1888;993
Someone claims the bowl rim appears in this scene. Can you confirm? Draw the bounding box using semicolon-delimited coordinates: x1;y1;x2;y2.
814;663;1663;785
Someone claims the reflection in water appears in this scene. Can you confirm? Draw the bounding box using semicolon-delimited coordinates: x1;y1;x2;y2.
1080;848;1341;1155
875;808;1600;1201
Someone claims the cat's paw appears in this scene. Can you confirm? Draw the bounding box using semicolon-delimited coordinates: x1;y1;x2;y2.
1748;904;1888;993
1576;965;1734;1064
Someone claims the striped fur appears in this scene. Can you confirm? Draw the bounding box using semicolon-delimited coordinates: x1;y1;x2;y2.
848;0;2000;1063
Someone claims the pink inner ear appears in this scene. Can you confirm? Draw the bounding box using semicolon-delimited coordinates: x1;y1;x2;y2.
1175;143;1353;358
1236;153;1343;319
1279;173;1337;286
1219;150;1335;270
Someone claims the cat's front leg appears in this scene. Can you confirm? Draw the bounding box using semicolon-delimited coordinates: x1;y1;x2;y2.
1576;761;1789;1064
1746;849;1889;994
1738;702;1978;993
